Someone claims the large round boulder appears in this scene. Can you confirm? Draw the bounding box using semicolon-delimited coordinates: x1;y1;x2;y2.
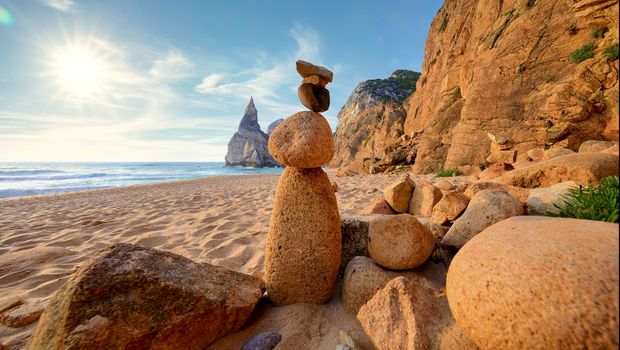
367;214;434;270
267;111;335;168
446;216;619;349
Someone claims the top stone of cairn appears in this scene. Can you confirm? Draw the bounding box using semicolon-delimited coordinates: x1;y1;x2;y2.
296;60;333;83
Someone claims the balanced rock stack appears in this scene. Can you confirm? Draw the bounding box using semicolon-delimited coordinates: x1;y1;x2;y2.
264;60;341;305
296;60;332;112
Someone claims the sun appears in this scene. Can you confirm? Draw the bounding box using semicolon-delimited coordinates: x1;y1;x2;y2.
48;43;109;99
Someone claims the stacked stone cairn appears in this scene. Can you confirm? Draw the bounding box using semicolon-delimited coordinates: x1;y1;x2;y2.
264;60;341;305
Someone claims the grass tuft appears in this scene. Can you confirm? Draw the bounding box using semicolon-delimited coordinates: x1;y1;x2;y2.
552;176;619;223
452;87;462;100
591;27;606;39
435;168;463;177
569;42;595;63
604;44;619;61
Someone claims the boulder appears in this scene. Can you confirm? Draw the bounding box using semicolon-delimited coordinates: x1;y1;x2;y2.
365;196;397;215
265;167;341;305
478;163;514;180
342;256;398;315
441;190;524;249
241;332;282;350
526;147;545;161
579;140;618;153
544;147;575;160
268;111;335;168
431;191;470;225
339;215;371;279
408;180;443;217
357;276;478;350
367;214;434;270
486;150;517;164
298;83;330;113
225;98;278;168
498;153;619;188
463;182;529;208
27;244;262;350
295;60;333;82
434;180;454;191
341;256;448;315
383;176;415;213
447;216;619;349
526;181;578;215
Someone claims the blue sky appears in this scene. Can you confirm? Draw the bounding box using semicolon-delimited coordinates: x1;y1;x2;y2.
0;0;442;162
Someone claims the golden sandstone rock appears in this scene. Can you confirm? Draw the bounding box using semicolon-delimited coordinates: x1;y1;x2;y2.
383;176;415;213
367;214;434;270
268;111;334;168
264;167;341;305
447;216;619;349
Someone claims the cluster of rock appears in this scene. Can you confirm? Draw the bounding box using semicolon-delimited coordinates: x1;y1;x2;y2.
329;70;420;173
333;137;619;348
264;60;342;305
224;97;282;168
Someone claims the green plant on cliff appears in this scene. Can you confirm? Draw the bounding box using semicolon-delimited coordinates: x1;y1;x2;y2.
553;176;619;223
452;87;462;100
591;27;606;39
569;42;595;63
604;44;619;61
435;168;463;177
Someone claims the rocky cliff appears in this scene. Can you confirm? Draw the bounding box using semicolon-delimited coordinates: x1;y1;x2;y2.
330;70;420;172
225;98;279;168
404;0;619;173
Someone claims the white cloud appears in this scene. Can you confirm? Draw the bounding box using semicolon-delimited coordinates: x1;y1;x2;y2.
148;50;192;81
42;0;75;13
195;73;226;92
289;23;320;62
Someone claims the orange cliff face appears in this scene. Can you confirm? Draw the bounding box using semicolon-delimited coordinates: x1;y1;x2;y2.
404;0;619;174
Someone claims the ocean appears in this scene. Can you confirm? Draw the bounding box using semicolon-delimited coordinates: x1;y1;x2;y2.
0;162;284;199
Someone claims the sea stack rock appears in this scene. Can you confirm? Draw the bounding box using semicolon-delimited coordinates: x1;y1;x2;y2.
264;60;341;305
225;97;279;168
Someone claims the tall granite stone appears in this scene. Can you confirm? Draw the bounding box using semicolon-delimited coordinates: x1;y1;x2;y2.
225;97;279;168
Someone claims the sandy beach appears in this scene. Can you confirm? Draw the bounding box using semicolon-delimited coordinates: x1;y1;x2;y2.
0;170;413;349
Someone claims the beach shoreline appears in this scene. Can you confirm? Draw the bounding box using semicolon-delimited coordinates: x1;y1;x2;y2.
0;171;408;349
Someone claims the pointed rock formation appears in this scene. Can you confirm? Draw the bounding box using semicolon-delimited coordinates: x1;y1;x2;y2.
225;98;279;168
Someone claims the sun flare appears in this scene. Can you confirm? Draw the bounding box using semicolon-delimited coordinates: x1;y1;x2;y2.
49;44;109;99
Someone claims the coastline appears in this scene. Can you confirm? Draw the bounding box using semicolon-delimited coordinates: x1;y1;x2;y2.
0;171;407;349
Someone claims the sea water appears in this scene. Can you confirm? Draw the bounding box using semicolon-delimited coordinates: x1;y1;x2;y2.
0;162;283;199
